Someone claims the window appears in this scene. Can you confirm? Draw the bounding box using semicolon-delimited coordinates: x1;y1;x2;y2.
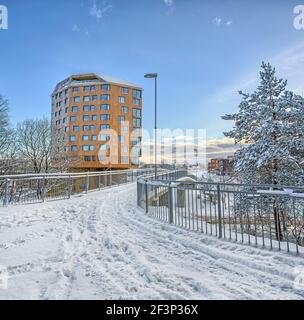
58;110;62;116
64;146;68;152
74;96;80;103
65;127;69;133
121;156;129;163
65;89;69;95
64;98;69;105
101;114;110;121
70;116;76;122
83;145;89;151
84;86;90;92
63;117;67;124
100;134;110;141
55;112;58;117
84;96;90;102
118;115;125;122
65;107;69;113
92;95;97;101
133;119;141;127
83;125;89;132
121;87;129;94
84;156;91;161
90;85;96;91
83;115;89;121
101;104;110;111
83;135;89;141
99;155;105;161
89;125;95;131
122;126;128;133
118;135;124;142
118;96;126;103
71;146;77;152
133;89;142;99
121;106;128;113
72;106;78;112
100;144;109;151
101;94;110;101
101;84;110;91
133;99;140;105
84;105;95;112
92;135;97;141
73;126;79;132
73;87;79;93
132;137;141;146
70;135;76;142
92;115;97;121
100;124;110;130
122;146;128;153
133;108;141;118
89;145;95;151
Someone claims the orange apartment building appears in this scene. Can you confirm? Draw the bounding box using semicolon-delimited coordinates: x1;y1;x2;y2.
51;73;142;171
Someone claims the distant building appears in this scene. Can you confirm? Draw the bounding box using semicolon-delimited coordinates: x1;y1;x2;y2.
208;156;234;176
51;73;142;171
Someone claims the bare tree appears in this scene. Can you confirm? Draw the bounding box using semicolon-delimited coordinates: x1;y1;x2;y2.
0;95;19;175
15;118;76;173
0;95;10;154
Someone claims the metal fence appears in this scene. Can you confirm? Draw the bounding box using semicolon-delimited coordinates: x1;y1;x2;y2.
0;168;157;206
137;178;304;256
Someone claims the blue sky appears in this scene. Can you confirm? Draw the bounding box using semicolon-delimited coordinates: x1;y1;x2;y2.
1;0;304;150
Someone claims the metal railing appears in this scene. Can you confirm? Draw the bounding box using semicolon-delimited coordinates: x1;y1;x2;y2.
0;168;158;206
137;177;304;256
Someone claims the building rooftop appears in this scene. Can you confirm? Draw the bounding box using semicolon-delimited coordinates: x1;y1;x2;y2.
53;73;141;93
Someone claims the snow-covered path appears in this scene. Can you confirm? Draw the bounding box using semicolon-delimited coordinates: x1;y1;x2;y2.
0;183;304;300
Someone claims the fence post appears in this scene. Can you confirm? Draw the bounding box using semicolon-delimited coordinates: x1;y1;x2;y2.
217;184;223;238
169;182;174;224
109;172;112;187
145;181;149;213
68;175;72;199
98;175;101;190
42;176;46;202
86;174;89;193
3;178;9;206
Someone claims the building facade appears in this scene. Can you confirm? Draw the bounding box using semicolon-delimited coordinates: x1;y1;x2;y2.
208;156;234;176
51;73;142;171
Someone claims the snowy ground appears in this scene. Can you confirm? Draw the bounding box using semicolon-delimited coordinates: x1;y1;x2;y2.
0;183;304;300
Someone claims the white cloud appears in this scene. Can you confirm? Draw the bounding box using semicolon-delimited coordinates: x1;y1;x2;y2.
213;17;233;27
213;17;222;26
164;0;174;7
72;24;80;32
90;1;113;20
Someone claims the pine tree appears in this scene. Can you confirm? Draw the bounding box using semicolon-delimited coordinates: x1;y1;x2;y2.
222;62;304;186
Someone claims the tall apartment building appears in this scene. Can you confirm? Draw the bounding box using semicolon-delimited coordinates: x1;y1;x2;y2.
51;73;142;171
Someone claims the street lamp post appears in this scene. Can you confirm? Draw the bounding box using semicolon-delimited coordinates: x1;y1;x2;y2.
144;73;158;180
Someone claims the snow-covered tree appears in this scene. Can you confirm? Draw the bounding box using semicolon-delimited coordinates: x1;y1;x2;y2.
223;62;304;186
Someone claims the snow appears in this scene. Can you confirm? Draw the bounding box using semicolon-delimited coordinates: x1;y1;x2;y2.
0;183;304;300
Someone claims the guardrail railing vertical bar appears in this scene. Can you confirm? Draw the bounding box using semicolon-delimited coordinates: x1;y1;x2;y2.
217;184;223;239
3;178;9;206
145;181;149;214
169;182;174;224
